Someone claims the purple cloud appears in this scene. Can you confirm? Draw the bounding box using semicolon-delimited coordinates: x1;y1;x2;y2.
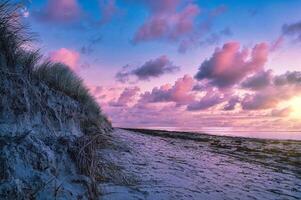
282;21;301;42
133;1;200;43
139;75;196;105
115;56;180;82
241;93;278;110
187;90;225;111
177;5;229;54
241;70;273;90
195;42;269;88
109;87;140;107
274;71;301;86
33;0;81;23
241;71;301;110
223;96;240;111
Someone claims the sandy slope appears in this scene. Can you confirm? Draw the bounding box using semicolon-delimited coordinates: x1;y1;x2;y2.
99;129;301;200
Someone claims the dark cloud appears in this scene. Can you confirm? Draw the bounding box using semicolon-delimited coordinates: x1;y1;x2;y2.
241;71;301;110
115;56;180;82
282;21;301;42
192;82;211;91
241;93;278;110
193;68;301;111
241;70;273;90
195;42;269;88
115;65;131;83
187;91;224;111
223;96;240;111
133;56;180;80
274;71;301;86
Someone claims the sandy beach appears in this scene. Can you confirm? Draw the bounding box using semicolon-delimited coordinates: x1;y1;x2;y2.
99;129;301;200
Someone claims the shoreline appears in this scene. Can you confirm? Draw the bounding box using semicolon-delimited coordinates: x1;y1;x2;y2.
118;128;301;177
120;127;301;142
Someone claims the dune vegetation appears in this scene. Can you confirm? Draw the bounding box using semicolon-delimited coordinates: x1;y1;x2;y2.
0;1;105;123
0;1;115;199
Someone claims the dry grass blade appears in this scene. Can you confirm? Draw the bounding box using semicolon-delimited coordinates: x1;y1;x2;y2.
0;1;35;67
33;62;113;135
70;132;131;198
33;62;104;120
69;134;105;199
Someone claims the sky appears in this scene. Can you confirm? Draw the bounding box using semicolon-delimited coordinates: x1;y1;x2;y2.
19;0;301;132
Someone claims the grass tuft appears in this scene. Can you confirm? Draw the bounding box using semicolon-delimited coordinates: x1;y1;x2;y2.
33;62;105;123
0;1;104;120
0;1;35;67
34;62;89;102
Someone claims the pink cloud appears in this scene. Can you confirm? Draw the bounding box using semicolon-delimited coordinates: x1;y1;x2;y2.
102;70;301;130
241;92;279;110
35;0;81;23
171;75;196;104
109;87;140;107
90;86;125;105
195;42;269;88
139;75;196;105
177;6;229;54
49;48;80;71
133;2;200;43
187;90;225;111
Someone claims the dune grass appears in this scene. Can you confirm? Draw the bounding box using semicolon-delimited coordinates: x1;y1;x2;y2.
0;1;35;68
0;2;113;197
34;61;103;117
0;1;106;123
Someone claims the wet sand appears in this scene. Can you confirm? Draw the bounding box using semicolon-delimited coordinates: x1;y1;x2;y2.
99;128;301;200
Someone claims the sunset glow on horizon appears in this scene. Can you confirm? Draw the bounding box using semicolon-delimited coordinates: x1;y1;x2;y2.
288;96;301;120
20;0;301;133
